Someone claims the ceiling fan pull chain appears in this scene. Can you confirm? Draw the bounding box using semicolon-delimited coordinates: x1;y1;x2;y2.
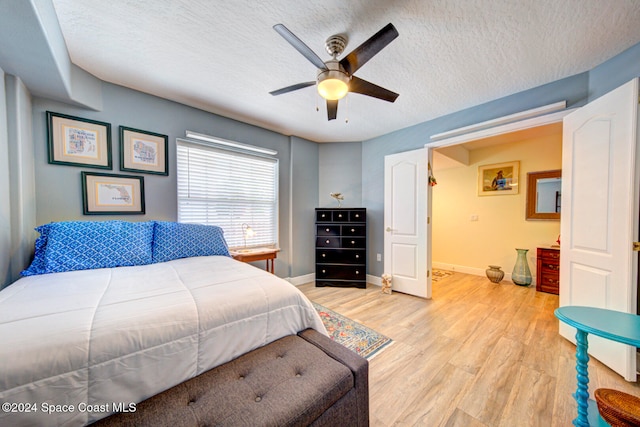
316;91;320;112
345;95;349;123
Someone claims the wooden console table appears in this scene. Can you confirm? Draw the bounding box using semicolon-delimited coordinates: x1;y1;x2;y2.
555;306;640;426
230;248;280;274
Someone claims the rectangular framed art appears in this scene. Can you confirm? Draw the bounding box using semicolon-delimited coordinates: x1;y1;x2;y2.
47;111;112;169
478;161;520;196
119;126;168;175
81;172;145;215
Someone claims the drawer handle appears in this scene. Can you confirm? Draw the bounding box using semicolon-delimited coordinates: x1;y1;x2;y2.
351;228;355;232
355;214;359;218
355;254;359;259
326;240;330;244
356;271;359;275
326;228;330;232
322;270;326;273
338;214;343;218
351;240;355;244
322;253;326;257
321;214;326;218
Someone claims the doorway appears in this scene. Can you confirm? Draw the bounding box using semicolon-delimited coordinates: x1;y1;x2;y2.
430;123;563;283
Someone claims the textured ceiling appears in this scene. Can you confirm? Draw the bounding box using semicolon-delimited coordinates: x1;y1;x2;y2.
50;0;640;143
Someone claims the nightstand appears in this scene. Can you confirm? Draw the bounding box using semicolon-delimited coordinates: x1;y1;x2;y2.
536;247;560;294
230;248;280;274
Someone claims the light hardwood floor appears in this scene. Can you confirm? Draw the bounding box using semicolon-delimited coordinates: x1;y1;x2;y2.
298;271;640;426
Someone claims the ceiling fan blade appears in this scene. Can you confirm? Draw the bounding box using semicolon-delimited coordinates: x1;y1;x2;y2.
327;99;338;121
349;76;399;103
273;24;328;71
340;23;399;75
269;81;316;96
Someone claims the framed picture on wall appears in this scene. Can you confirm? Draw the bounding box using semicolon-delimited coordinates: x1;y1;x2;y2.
81;172;145;215
478;161;520;196
46;111;112;169
119;126;168;175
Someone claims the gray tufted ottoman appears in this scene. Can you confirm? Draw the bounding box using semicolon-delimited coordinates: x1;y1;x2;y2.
93;328;369;427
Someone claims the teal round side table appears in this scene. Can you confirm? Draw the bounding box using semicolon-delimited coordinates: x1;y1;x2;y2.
555;306;640;426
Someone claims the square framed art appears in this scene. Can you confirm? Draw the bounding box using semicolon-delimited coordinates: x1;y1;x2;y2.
119;126;168;175
81;172;145;215
478;161;520;196
47;111;112;169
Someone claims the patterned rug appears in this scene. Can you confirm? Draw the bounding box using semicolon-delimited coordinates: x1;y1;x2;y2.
313;302;393;359
432;269;454;282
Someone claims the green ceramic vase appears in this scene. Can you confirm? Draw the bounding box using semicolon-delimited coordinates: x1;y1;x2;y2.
512;248;532;286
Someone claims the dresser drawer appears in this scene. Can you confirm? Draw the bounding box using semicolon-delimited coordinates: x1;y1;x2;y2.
343;237;366;249
332;211;348;222
316;210;333;222
539;248;560;262
540;262;560;273
316;237;340;248
316;225;340;236
317;249;366;264
538;275;559;294
316;265;365;280
349;210;366;223
342;225;366;237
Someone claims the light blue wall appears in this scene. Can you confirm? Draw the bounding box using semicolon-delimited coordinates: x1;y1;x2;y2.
6;75;36;285
318;142;362;208
290;137;319;278
0;67;10;288
30;83;316;278
0;71;37;289
588;42;640;102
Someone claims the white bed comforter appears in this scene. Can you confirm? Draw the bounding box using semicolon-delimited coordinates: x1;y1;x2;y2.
0;255;326;427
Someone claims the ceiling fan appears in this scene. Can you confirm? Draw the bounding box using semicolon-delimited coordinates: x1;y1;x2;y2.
270;23;400;121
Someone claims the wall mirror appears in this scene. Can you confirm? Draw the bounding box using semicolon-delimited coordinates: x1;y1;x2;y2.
526;169;561;220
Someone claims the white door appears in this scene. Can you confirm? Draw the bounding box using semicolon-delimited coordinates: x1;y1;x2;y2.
560;78;639;381
384;148;430;298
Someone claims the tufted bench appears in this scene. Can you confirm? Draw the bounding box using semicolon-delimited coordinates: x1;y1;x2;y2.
92;328;369;427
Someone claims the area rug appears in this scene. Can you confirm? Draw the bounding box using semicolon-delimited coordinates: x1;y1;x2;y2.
432;269;454;282
313;302;393;359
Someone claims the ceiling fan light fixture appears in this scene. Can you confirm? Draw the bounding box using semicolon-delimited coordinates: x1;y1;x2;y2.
317;61;350;100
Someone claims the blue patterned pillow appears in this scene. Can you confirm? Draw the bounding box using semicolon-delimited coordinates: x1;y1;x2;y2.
42;220;154;273
152;222;230;263
21;224;52;276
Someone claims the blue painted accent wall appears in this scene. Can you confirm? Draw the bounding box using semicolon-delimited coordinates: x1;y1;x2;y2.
318;142;362;208
0;67;10;288
30;83;315;279
290;136;319;278
588;42;640;102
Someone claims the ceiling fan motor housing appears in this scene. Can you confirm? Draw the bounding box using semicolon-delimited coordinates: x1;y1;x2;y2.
317;60;350;100
325;34;348;57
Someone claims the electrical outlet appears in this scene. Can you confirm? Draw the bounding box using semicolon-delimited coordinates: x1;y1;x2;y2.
470;214;479;221
376;253;382;262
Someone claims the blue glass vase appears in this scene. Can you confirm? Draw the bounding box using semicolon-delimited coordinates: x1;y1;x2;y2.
512;248;532;286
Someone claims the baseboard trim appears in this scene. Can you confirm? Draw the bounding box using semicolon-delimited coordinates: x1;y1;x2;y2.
287;273;315;286
367;274;382;287
433;262;539;285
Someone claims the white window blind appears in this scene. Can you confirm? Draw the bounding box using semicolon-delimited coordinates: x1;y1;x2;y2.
176;140;278;249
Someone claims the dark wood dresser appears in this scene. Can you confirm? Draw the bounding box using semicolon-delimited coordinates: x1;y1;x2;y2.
536;247;560;294
315;208;366;288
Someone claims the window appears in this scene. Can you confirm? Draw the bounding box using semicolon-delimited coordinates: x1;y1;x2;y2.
176;140;278;249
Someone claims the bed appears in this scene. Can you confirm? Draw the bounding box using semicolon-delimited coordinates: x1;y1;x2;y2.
0;220;326;426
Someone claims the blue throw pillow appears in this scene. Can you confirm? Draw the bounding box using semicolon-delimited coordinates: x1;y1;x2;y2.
152;222;230;263
42;220;154;274
21;224;52;276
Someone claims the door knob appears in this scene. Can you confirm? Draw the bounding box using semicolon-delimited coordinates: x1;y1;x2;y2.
386;227;396;232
